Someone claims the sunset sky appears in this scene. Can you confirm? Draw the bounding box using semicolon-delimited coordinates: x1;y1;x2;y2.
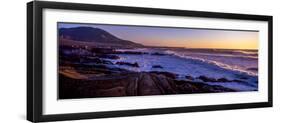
59;23;259;50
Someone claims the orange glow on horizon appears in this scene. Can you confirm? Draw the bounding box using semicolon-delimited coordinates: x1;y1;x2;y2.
59;23;259;50
137;32;258;50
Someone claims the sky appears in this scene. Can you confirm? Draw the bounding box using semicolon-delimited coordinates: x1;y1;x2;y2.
58;22;259;50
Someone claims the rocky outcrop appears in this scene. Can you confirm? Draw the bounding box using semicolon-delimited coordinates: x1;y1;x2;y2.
247;67;258;72
114;51;149;55
196;75;247;83
185;75;194;81
151;52;167;56
149;71;178;79
197;76;217;82
217;78;229;82
174;80;235;93
59;71;236;99
116;61;139;67
59;72;178;98
58;46;237;99
152;65;163;69
96;54;120;59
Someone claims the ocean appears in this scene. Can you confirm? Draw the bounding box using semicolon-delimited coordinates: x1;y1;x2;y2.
106;48;258;91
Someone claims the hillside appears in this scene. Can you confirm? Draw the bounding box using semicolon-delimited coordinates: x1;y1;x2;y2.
59;27;143;48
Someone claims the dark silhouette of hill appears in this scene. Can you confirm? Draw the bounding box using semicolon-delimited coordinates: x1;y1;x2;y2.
59;27;143;47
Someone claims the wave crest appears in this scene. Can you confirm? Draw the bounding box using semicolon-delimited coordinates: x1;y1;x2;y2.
164;50;258;76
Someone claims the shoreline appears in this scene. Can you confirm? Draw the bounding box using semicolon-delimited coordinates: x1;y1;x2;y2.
58;46;258;99
59;67;237;99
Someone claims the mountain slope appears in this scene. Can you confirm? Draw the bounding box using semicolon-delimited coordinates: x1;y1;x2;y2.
59;27;143;47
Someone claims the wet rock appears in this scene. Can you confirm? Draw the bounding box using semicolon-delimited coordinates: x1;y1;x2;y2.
69;62;131;75
232;79;244;82
174;80;235;93
59;70;237;99
152;65;163;69
151;52;166;56
115;51;148;55
96;54;120;59
91;48;115;54
138;73;178;95
149;71;178;79
239;76;248;80
197;76;217;82
198;83;235;93
95;87;126;97
174;80;187;85
59;72;179;98
217;78;230;82
185;75;194;81
247;67;258;71
178;82;199;93
84;57;113;64
116;61;139;67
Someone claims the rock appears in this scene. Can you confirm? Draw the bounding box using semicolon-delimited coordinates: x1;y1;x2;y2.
247;67;258;71
91;48;115;54
152;65;163;69
59;64;237;99
193;78;204;83
239;76;248;80
59;72;179;98
69;62;131;75
174;80;186;85
198;83;235;92
84;57;113;64
116;61;139;67
174;80;235;93
232;79;244;82
135;73;178;95
185;75;194;80
93;86;126;97
178;82;199;93
197;76;217;82
115;51;148;55
151;52;166;56
217;78;230;82
149;71;178;79
96;54;120;59
174;80;200;93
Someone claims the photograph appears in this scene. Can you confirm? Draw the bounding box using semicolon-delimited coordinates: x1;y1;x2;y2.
58;22;259;99
26;1;273;122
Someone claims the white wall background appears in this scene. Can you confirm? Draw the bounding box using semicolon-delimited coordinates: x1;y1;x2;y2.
0;0;280;123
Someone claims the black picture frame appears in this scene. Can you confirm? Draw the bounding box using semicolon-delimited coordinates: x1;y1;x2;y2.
27;1;273;122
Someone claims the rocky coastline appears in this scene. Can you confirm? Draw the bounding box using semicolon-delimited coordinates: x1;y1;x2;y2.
59;46;240;99
57;26;258;99
59;47;243;99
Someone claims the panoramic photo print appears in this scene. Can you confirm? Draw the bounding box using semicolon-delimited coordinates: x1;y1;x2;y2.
58;22;259;99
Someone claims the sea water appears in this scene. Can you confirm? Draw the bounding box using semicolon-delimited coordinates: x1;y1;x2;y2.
108;48;258;91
